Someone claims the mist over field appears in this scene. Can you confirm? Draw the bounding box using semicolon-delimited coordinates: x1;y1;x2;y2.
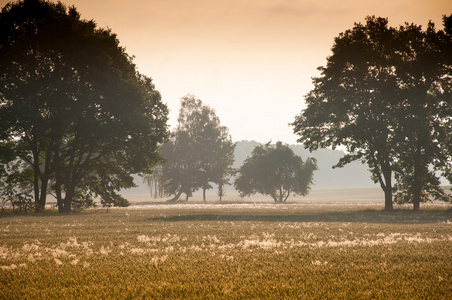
1;1;452;298
121;140;378;198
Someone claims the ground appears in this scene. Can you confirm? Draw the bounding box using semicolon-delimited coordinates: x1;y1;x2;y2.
1;190;451;299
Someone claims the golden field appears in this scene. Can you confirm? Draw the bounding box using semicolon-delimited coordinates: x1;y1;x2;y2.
1;191;451;299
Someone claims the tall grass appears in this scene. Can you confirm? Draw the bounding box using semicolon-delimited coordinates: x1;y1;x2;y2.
1;203;451;299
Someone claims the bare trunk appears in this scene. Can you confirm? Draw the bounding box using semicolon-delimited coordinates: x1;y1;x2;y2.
33;162;43;212
411;158;424;211
270;192;278;203
381;162;393;211
412;184;421;211
218;183;224;201
167;190;183;203
369;148;393;211
59;183;75;214
283;188;290;202
203;188;206;202
279;186;282;202
384;187;393;211
56;181;62;212
413;194;420;211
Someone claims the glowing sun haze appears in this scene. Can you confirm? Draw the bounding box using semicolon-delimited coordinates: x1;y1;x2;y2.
2;0;451;143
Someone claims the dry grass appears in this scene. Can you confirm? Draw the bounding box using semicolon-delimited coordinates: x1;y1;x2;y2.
1;192;451;299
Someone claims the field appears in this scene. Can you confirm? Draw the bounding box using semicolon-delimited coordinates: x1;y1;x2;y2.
1;190;452;299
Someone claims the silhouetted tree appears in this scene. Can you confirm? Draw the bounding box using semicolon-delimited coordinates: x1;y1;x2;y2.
156;95;235;202
293;16;452;210
143;165;165;198
0;0;169;212
234;142;317;202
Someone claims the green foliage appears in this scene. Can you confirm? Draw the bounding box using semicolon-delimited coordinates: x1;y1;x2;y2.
71;192;97;212
234;141;317;202
293;15;452;210
99;194;130;208
0;0;168;213
155;95;235;202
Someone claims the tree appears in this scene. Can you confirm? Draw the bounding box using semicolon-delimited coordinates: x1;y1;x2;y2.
155;95;235;202
0;0;169;212
142;165;165;198
234;142;317;203
293;16;452;210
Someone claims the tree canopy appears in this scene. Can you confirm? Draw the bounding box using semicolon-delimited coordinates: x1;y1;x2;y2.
0;0;169;212
293;15;452;210
234;142;317;202
149;95;235;202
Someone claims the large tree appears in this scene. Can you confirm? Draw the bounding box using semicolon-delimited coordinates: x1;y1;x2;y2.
292;16;452;210
0;0;168;212
234;142;317;203
156;95;235;202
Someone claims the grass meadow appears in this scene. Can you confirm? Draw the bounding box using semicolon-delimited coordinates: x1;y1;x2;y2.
1;190;452;299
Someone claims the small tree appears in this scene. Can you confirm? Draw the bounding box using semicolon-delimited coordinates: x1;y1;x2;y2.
155;95;235;202
234;142;317;203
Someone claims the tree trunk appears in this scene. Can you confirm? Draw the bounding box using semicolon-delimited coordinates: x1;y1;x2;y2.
33;163;43;211
382;163;393;211
283;188;290;202
411;160;424;211
167;190;183;203
56;181;62;212
278;186;284;203
203;188;206;202
39;173;48;211
270;192;278;203
32;150;45;212
412;186;421;211
218;183;224;201
370;150;393;211
59;184;75;214
384;186;393;211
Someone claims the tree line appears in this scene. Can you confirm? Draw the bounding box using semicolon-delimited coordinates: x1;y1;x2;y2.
143;95;317;203
1;0;451;212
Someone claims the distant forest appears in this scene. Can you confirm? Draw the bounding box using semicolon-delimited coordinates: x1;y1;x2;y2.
123;140;378;195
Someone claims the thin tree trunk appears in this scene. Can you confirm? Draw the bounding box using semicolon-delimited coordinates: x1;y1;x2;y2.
167;190;183;203
369;148;393;211
39;175;48;211
283;188;290;202
381;162;393;211
56;180;62;212
33;160;42;211
60;185;74;214
218;183;223;201
279;186;283;203
384;186;393;211
412;184;421;211
270;192;278;203
203;188;206;202
411;157;424;211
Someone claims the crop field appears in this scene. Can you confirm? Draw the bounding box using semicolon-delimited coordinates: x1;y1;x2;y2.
1;192;452;299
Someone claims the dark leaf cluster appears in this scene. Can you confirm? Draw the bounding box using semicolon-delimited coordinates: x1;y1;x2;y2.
293;15;452;210
234;141;318;202
0;0;169;212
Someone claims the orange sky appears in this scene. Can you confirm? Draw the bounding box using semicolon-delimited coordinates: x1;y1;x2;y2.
2;0;451;143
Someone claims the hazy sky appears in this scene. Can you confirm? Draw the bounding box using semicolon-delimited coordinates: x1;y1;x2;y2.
2;0;451;143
